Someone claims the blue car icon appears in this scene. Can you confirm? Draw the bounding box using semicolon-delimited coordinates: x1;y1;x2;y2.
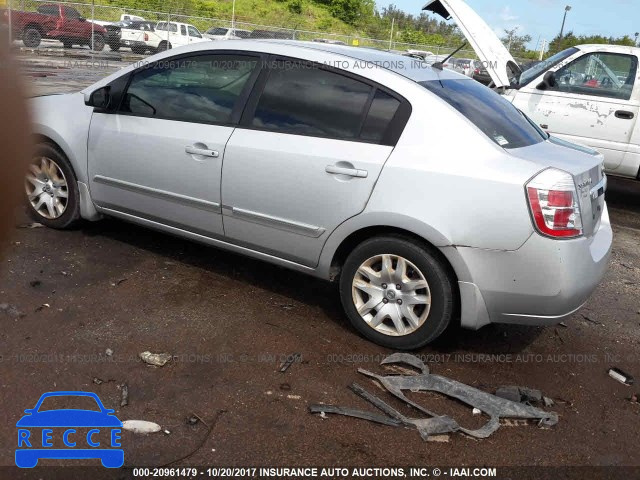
16;391;123;468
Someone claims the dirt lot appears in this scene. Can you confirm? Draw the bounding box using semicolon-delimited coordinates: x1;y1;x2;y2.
1;50;640;476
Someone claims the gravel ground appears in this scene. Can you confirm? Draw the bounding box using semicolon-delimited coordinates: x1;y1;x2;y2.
1;50;640;477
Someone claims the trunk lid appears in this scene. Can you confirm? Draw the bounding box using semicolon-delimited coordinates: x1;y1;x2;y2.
422;0;521;88
510;138;606;237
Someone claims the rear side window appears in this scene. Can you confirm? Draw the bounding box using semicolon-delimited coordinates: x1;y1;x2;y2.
360;90;400;143
251;62;372;140
120;55;259;124
420;79;545;149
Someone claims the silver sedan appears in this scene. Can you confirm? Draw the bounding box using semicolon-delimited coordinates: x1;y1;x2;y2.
25;40;611;349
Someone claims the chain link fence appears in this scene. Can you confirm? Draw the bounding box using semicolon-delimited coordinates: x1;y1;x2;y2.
1;0;487;60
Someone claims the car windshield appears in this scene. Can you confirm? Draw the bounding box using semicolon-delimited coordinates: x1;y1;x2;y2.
206;28;228;35
420;79;546;149
37;395;101;412
518;47;578;86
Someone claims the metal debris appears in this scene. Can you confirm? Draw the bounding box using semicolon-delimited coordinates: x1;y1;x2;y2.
279;353;301;373
93;377;103;385
105;348;113;357
543;397;555;407
311;353;559;440
120;384;129;407
187;416;199;426
608;368;634;386
122;420;161;434
139;351;172;367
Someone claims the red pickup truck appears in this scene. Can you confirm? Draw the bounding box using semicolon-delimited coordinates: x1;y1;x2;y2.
2;3;106;50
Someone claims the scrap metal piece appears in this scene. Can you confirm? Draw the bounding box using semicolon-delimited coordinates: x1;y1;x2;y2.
349;383;460;440
358;355;558;439
279;353;301;373
309;404;404;428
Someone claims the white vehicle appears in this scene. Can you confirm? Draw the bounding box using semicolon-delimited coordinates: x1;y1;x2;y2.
92;14;146;27
424;0;640;180
202;27;252;41
154;21;210;50
119;20;159;54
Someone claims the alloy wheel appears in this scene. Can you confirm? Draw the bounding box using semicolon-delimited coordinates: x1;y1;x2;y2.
25;157;69;219
351;254;431;336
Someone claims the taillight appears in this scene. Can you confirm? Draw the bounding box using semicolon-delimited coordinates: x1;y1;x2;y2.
144;33;149;41
526;168;582;238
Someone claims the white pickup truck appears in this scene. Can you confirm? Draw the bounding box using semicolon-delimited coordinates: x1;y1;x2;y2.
153;21;210;51
423;0;640;180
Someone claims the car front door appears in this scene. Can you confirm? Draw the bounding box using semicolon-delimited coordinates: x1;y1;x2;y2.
187;25;203;43
221;58;409;266
513;51;639;172
60;6;84;41
88;53;261;238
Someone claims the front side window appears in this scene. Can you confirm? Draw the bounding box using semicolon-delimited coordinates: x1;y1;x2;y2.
552;52;637;100
251;62;372;139
37;5;59;16
187;26;201;38
120;55;258;124
421;79;545;149
63;7;81;19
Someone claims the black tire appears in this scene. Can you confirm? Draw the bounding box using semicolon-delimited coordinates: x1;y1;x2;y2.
131;45;146;54
24;143;80;230
62;40;73;49
108;42;120;52
22;27;41;48
157;41;171;52
91;33;105;52
339;236;455;350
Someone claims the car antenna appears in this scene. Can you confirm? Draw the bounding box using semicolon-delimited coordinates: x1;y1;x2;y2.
432;42;468;71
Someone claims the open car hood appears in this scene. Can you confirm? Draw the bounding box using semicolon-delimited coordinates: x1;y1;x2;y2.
422;0;521;88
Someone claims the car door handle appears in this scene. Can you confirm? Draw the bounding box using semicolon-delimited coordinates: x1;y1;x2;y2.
325;165;368;178
185;145;219;157
615;110;635;120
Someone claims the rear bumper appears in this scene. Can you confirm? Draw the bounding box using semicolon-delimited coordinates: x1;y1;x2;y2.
457;205;612;329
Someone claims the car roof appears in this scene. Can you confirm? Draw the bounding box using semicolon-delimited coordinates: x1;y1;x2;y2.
242;39;465;82
577;44;640;55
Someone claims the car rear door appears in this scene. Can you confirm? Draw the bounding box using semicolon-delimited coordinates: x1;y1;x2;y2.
87;53;262;238
220;58;410;266
513;50;639;172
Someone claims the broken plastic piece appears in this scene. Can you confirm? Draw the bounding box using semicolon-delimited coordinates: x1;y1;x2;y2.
122;420;161;434
309;404;404;428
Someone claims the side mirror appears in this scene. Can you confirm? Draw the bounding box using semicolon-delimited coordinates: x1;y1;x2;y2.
537;71;556;90
85;86;111;110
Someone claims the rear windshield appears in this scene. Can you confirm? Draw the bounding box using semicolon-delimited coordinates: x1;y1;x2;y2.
420;79;545;149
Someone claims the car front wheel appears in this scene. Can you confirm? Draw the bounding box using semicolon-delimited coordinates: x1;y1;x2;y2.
24;143;80;229
339;236;455;350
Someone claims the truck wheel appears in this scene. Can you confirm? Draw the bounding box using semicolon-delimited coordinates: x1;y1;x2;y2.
339;236;455;350
108;42;120;52
131;45;145;54
22;28;41;48
157;41;171;52
62;41;73;49
91;33;105;51
24;143;80;229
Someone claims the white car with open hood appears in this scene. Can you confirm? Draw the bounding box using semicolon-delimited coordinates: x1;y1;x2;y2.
424;0;640;180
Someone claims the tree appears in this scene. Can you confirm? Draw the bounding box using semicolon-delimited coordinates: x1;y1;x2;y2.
501;28;532;56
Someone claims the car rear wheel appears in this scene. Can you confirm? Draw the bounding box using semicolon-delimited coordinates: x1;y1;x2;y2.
62;40;73;48
22;28;41;48
131;45;146;54
157;41;171;52
108;42;120;51
24;143;80;229
339;236;455;350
